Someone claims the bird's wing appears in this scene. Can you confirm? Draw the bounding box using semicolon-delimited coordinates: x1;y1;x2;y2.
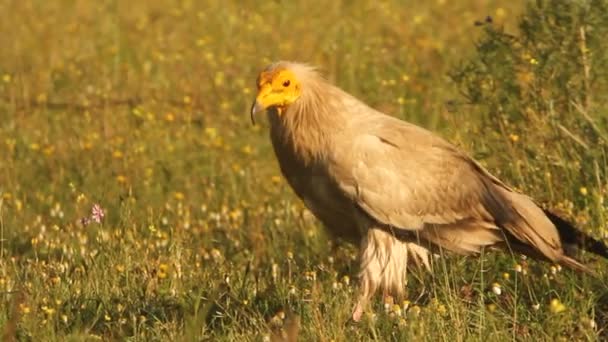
330;115;501;229
329;113;561;256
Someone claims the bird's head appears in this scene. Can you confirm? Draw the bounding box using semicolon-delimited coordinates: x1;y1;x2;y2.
250;65;302;124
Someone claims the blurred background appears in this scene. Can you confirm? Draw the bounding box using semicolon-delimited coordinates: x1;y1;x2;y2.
1;0;607;340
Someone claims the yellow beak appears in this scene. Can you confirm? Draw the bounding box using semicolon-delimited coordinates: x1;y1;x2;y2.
250;100;264;125
250;84;273;125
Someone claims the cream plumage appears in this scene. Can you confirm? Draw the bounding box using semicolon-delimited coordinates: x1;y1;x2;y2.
250;61;608;321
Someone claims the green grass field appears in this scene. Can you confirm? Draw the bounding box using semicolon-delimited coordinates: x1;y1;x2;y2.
2;0;608;340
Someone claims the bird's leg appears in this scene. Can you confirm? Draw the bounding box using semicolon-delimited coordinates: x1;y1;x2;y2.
352;293;371;322
352;228;409;321
352;231;379;322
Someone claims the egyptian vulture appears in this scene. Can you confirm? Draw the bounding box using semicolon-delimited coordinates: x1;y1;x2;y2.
249;61;608;321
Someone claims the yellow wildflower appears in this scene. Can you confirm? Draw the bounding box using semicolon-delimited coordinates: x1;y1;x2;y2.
241;145;253;155
158;263;169;279
173;192;185;201
436;304;447;315
19;303;31;314
42;306;56;316
550;298;566;313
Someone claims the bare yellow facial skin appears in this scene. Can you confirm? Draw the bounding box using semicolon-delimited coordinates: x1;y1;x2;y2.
250;68;301;124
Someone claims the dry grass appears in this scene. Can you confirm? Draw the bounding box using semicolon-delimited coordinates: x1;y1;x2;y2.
1;0;606;340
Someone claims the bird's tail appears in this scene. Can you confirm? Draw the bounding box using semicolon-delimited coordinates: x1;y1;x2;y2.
557;254;594;274
544;209;608;260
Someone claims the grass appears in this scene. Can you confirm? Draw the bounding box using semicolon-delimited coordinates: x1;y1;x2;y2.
1;0;607;340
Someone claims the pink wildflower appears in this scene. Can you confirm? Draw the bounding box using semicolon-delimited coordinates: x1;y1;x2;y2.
91;204;105;223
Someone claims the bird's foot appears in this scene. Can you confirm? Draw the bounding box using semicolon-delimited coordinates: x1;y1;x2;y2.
351;300;365;322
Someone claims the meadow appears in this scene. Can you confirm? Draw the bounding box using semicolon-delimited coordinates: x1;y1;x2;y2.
1;0;608;340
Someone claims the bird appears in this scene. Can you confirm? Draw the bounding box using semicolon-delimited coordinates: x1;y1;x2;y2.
249;61;608;321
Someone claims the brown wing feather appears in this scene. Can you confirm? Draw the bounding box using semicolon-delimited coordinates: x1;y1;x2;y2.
330;113;568;259
331;115;501;230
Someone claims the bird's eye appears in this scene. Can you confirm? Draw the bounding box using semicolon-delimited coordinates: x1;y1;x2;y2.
283;80;290;87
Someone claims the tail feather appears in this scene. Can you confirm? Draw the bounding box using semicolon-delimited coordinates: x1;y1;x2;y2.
557;255;594;274
544;209;608;260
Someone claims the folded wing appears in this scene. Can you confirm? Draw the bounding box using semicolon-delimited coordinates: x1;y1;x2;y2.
330;114;568;261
